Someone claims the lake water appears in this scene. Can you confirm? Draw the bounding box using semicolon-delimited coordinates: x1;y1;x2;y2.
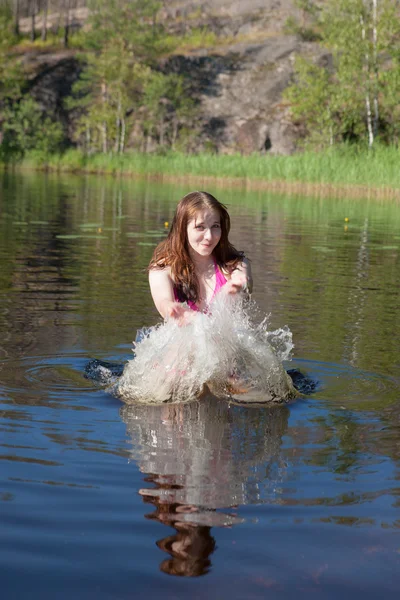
1;171;399;599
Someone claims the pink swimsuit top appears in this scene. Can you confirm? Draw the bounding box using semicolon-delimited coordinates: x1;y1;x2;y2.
173;257;227;312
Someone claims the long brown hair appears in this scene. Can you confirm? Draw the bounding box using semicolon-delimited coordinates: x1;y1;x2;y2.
148;191;244;303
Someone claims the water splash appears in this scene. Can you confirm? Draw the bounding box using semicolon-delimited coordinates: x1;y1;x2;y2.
111;295;297;404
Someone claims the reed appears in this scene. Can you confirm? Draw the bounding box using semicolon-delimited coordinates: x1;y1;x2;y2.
4;145;400;199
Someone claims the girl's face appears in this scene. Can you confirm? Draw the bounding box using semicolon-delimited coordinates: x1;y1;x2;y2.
186;209;222;258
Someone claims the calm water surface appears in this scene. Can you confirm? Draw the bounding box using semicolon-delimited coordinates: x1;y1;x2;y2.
0;172;399;599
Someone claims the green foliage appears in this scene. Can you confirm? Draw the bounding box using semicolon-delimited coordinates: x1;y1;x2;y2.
1;97;64;159
163;28;218;52
284;0;321;41
65;0;195;154
0;3;23;103
66;0;197;155
9;144;400;191
0;2;14;44
285;0;400;148
142;71;196;148
86;0;163;57
285;56;336;148
67;38;141;154
284;18;321;41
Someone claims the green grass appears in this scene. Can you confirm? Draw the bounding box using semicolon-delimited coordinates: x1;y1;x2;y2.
3;144;400;191
162;28;219;53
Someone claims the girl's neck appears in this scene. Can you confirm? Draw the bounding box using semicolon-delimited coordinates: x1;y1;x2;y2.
190;253;215;274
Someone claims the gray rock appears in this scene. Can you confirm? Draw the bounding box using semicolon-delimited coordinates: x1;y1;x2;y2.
165;34;300;154
20;0;319;154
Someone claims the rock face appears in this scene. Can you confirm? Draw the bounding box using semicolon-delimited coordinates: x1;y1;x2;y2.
23;0;310;154
166;36;299;154
163;0;302;154
24;50;82;135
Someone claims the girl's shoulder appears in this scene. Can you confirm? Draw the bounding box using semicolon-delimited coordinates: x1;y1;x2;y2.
149;263;172;275
148;265;176;300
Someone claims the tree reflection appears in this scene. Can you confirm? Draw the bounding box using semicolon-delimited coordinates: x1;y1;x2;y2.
121;395;289;577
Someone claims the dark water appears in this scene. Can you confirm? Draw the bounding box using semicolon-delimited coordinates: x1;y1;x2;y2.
1;172;399;599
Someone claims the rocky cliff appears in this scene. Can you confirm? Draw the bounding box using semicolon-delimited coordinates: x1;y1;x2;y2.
163;0;304;154
25;0;319;154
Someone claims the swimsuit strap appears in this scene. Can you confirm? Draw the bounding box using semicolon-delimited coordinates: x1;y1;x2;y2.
173;257;227;312
212;256;227;297
173;284;200;312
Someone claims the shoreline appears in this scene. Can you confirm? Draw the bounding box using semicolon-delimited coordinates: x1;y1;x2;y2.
5;163;400;202
2;146;400;201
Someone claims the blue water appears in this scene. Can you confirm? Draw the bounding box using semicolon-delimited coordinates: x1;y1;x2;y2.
1;173;399;599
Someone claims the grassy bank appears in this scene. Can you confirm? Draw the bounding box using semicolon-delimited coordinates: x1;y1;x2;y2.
4;145;400;198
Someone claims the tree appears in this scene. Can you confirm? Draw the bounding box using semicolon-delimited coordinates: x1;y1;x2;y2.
0;3;24;109
142;71;196;150
285;0;400;148
67;38;143;153
30;0;37;41
285;56;336;148
63;0;71;48
41;0;48;41
86;0;162;57
1;96;64;157
66;0;191;153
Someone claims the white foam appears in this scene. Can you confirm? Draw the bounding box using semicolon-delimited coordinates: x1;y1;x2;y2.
111;294;296;404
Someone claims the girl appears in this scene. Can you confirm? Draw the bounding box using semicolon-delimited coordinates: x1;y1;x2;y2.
112;191;295;404
148;191;252;323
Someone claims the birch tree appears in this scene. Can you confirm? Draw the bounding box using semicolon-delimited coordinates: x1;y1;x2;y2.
285;0;400;148
41;0;48;41
66;39;142;154
13;0;19;35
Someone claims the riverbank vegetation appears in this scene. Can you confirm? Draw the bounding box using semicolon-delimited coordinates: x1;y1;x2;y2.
285;0;400;150
1;0;400;190
15;145;400;195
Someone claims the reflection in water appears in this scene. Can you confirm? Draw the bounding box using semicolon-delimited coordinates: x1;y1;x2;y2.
1;174;400;595
121;395;289;576
140;484;216;577
115;295;296;404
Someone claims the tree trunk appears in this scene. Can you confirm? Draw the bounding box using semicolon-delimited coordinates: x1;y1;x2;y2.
31;1;36;42
365;93;374;148
360;13;374;147
14;0;20;36
100;81;108;152
63;0;71;48
102;122;108;154
55;4;62;35
41;0;49;42
86;123;91;155
372;0;379;138
120;118;126;153
145;133;151;153
171;115;178;149
114;122;120;153
114;95;121;153
159;116;165;147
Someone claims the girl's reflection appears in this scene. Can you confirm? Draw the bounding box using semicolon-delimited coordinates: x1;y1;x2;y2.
121;395;289;577
140;487;216;577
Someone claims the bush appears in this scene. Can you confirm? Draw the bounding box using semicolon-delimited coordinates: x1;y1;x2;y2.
1;96;65;159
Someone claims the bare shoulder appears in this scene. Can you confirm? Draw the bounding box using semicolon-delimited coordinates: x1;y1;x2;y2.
149;265;173;284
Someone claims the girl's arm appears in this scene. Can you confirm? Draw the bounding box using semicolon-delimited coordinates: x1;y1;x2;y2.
223;257;253;295
230;257;253;293
149;268;193;322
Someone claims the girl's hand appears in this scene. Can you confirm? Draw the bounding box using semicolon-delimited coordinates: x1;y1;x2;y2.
165;301;195;326
222;275;249;296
